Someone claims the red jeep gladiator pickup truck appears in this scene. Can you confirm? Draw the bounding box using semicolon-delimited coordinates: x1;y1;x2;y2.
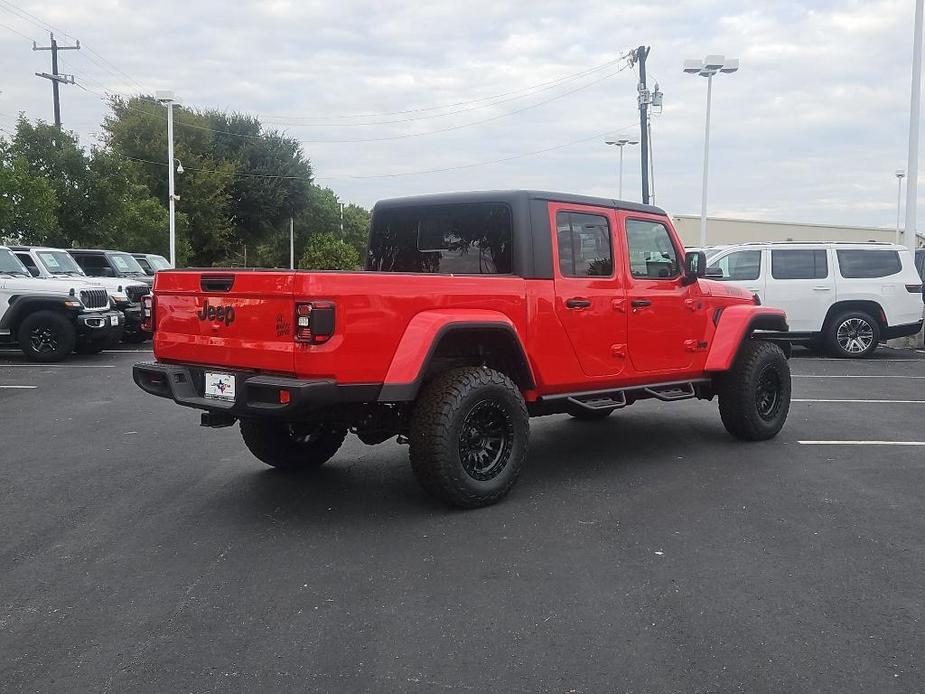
134;190;791;507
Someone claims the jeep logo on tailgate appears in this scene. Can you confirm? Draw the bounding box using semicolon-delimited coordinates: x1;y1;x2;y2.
197;299;235;326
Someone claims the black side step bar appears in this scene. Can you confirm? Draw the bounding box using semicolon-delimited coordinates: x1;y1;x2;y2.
544;379;710;413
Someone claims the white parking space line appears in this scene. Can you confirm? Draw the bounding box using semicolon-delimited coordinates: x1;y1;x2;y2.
793;398;925;404
792;375;925;379
799;440;925;446
0;364;115;368
0;385;37;389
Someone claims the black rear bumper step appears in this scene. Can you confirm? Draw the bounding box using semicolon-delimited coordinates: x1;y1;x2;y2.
133;362;381;418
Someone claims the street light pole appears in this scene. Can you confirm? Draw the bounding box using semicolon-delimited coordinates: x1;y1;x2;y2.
605;138;639;199
896;170;906;244
683;55;738;248
156;90;178;267
905;0;924;251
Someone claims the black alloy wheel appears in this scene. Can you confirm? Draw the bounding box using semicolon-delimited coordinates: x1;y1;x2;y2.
458;399;515;481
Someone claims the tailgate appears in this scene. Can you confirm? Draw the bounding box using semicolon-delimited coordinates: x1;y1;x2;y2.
152;270;297;374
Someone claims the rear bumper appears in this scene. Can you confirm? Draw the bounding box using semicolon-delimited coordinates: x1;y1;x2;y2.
133;362;381;418
882;320;924;340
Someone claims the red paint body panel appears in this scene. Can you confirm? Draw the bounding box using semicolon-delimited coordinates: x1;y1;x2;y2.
704;305;787;372
150;202;781;398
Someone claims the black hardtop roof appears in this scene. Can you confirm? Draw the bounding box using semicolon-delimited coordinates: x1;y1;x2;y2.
373;190;665;215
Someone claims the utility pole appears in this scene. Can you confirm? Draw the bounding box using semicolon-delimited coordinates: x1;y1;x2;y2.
156;91;179;267
905;0;924;251
33;33;80;129
635;46;652;205
290;217;295;270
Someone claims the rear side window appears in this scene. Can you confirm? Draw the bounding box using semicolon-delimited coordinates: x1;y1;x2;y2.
916;251;925;279
556;212;612;277
14;252;40;276
836;250;902;278
713;250;761;281
625;219;680;279
367;203;512;274
72;254;110;275
771;249;828;279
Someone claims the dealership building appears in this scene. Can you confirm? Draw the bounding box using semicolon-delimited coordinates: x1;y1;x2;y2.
671;214;925;248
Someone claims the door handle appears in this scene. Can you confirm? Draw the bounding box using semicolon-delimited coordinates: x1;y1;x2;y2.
746;287;761;292
812;286;831;291
631;299;652;308
565;297;591;309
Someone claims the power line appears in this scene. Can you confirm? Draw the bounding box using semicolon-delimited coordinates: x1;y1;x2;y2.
260;54;632;124
115;121;638;181
77;63;630;145
0;19;35;42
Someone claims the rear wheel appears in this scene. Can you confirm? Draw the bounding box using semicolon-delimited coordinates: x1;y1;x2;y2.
17;311;76;363
718;339;791;441
825;311;880;358
409;367;529;508
240;419;347;471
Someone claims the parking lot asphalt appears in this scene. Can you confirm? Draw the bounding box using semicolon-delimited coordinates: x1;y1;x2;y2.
2;345;924;693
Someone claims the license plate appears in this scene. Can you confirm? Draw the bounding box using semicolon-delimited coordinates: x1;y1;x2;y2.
204;372;236;401
110;314;119;326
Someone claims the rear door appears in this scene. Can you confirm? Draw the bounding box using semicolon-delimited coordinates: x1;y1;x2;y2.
763;248;833;332
153;271;297;374
550;203;628;377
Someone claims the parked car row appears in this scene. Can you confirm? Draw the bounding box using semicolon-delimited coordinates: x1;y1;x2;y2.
0;245;171;362
704;242;923;358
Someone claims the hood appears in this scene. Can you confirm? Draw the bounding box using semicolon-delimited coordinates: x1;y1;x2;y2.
1;274;110;307
698;279;756;302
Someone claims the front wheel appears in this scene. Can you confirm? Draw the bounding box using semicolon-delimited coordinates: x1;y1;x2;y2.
17;311;76;362
825;311;880;358
717;340;791;441
240;419;347;471
409;367;529;508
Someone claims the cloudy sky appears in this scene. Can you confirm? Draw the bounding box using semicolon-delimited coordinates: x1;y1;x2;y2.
0;0;921;228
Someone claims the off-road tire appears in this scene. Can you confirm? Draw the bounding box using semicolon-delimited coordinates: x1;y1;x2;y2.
409;367;529;508
824;310;880;359
569;408;615;420
717;339;791;441
240;419;347;471
16;310;76;363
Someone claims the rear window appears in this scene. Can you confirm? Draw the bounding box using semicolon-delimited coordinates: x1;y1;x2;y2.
836;250;902;278
771;249;828;280
367;203;512;274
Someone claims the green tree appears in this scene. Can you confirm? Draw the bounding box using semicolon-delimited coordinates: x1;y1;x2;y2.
0;138;59;245
8;117;90;247
299;232;360;270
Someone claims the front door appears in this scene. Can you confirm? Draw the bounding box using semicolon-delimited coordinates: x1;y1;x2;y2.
623;215;697;374
551;204;628;377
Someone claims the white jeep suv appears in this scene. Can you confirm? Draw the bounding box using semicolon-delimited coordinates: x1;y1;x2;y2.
706;242;924;358
0;246;123;361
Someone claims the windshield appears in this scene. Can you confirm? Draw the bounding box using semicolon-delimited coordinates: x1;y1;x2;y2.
0;249;31;276
148;255;171;270
36;250;85;275
108;252;146;275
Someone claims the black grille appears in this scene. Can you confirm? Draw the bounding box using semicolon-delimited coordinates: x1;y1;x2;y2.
125;285;149;303
79;288;109;309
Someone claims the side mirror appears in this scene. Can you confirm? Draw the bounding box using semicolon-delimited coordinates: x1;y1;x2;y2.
682;251;706;285
704;265;725;279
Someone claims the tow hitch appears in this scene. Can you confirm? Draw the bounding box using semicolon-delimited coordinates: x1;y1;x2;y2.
201;412;237;428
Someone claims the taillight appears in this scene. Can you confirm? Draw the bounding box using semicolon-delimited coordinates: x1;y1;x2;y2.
295;301;335;344
906;284;923;294
141;294;155;332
